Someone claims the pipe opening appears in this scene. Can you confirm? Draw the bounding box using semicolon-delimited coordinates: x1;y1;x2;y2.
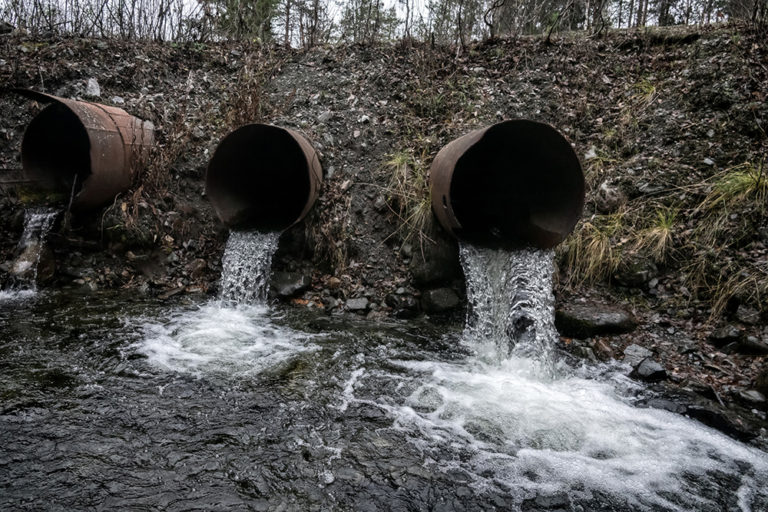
447;120;583;249
21;103;90;198
207;124;315;231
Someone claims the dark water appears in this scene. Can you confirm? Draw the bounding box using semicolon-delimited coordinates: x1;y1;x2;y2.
1;286;767;511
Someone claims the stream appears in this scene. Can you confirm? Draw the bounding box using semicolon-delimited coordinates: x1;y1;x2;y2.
1;238;767;511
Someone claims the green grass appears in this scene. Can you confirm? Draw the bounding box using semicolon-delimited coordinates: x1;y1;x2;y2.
698;161;768;214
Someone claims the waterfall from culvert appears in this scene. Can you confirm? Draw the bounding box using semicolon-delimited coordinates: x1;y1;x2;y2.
10;208;59;290
219;230;280;304
460;244;558;370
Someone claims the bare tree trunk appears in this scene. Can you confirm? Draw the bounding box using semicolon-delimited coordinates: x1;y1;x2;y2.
284;0;291;46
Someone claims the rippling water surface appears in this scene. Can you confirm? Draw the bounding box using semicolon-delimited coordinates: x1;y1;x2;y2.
1;286;767;511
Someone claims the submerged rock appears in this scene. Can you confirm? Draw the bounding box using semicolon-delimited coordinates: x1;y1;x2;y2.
521;492;571;511
555;303;637;338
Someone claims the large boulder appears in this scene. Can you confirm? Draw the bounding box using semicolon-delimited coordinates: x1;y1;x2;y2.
421;287;460;314
555;303;637;338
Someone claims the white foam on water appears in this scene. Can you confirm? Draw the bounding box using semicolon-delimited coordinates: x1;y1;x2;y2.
377;356;768;510
340;245;768;510
0;289;37;302
135;303;316;377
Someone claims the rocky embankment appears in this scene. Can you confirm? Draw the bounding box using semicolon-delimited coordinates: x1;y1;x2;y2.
1;24;767;441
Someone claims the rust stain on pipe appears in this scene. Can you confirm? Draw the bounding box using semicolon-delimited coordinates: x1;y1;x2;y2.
430;120;584;250
206;124;322;231
16;89;154;210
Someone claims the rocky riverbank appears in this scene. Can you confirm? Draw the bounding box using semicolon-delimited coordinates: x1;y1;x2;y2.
1;23;766;442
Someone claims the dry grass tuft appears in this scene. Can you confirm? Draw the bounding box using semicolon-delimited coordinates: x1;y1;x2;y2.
382;148;433;248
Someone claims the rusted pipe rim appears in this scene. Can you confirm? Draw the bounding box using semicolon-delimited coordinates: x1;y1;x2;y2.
16;89;154;210
206;124;322;232
430;120;584;250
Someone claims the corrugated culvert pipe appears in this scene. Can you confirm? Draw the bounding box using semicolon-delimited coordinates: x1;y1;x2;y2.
430;120;584;249
16;89;155;210
206;124;322;231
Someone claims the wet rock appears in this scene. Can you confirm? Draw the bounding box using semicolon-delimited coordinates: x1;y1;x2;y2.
346;297;369;311
271;272;311;298
736;305;761;325
755;370;768;397
555;303;637;338
410;237;461;287
592;339;614;360
85;78;101;97
709;324;742;347
613;258;658;288
595;181;625;213
641;398;687;414
684;405;756;442
10;243;55;283
421;288;460;313
623;343;653;366
737;390;766;405
630;358;667;382
385;293;419;318
521;492;571;511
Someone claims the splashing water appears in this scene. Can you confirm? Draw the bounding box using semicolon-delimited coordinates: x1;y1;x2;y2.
460;244;558;371
18;208;59;249
136;303;317;378
219;230;280;304
4;208;59;298
337;244;768;510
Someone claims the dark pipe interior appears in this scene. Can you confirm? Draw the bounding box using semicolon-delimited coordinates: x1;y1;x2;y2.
206;125;312;231
449;121;583;249
21;103;90;196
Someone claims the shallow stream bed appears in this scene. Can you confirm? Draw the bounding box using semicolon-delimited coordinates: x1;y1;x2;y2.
1;289;767;511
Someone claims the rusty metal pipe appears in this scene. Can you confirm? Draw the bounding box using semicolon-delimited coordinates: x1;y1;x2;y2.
206;124;322;231
17;89;154;210
430;120;584;250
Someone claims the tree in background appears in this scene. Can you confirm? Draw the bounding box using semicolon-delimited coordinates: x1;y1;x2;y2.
211;0;279;40
0;0;765;42
338;0;399;42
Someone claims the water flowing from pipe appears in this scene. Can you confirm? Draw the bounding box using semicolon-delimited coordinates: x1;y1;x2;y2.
460;244;557;374
219;230;280;305
3;208;59;299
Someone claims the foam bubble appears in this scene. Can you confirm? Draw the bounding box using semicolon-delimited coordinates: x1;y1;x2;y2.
369;356;768;510
135;303;316;377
